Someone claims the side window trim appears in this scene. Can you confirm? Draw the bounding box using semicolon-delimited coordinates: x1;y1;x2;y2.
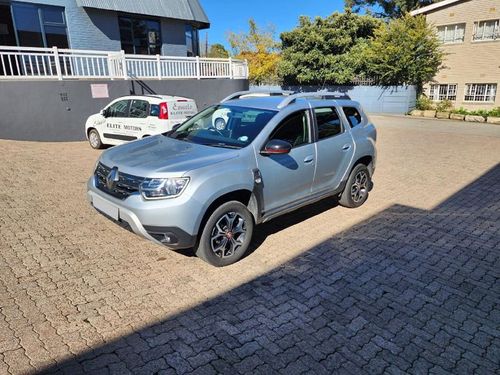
265;109;312;150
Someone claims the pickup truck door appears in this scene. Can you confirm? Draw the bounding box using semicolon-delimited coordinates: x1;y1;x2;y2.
256;110;316;214
312;106;355;193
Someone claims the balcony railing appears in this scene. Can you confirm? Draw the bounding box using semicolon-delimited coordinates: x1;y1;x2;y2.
0;46;248;80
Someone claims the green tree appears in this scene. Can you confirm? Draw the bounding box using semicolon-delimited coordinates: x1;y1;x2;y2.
364;14;444;91
278;11;381;85
345;0;435;18
227;19;281;85
207;43;229;58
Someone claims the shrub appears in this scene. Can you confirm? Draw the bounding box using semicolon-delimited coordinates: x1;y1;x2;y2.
435;100;453;112
416;95;434;110
451;107;469;115
488;107;500;117
469;109;489;119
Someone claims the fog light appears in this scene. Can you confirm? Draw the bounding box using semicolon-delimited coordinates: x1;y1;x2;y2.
161;233;178;245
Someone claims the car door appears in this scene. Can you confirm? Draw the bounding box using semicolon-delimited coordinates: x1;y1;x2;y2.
312;106;355;193
123;99;150;139
257;110;316;214
103;99;130;142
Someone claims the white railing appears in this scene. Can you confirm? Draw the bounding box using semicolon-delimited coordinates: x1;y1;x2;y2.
0;46;248;81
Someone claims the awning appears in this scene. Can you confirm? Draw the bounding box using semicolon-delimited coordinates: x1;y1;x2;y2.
76;0;210;28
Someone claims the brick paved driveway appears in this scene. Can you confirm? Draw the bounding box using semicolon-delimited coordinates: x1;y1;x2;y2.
0;116;499;374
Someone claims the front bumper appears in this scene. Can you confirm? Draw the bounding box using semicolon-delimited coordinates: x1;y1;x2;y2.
87;177;197;249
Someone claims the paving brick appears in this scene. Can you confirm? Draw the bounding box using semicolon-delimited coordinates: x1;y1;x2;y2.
1;118;500;374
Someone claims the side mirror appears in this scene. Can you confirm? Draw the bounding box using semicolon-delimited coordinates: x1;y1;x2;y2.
100;109;108;118
261;139;292;155
172;123;181;131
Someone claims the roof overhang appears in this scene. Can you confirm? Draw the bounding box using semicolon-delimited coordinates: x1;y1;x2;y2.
76;0;210;28
410;0;466;16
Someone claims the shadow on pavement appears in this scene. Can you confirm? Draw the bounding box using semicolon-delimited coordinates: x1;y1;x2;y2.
40;164;500;374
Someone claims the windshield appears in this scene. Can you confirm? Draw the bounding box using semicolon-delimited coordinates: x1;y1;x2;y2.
167;105;277;149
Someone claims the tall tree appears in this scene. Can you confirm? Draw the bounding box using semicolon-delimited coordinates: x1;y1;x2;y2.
363;14;444;91
345;0;435;18
227;19;281;85
207;43;229;58
278;11;381;85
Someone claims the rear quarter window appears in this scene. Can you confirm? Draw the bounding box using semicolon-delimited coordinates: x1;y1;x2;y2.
343;107;362;127
150;104;160;117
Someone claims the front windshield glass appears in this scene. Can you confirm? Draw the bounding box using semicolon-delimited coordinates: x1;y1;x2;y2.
167;105;277;149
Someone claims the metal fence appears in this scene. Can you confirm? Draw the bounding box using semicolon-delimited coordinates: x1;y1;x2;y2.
0;46;248;81
251;85;417;114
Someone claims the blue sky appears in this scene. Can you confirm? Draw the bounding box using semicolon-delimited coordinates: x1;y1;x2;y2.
200;0;347;51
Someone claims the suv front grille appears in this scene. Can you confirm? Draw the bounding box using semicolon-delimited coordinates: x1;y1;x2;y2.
95;162;145;200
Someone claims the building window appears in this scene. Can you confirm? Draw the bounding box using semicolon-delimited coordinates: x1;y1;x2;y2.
119;17;161;55
185;24;199;57
429;84;457;101
437;23;465;44
11;3;68;48
473;19;499;41
464;84;497;102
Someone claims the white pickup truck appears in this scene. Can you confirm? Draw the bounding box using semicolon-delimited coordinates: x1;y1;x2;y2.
85;95;198;149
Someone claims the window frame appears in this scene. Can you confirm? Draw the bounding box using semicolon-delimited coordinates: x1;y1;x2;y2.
118;15;162;55
429;84;458;101
11;2;69;48
266;109;312;150
464;83;497;102
472;19;499;42
312;106;344;141
436;23;466;44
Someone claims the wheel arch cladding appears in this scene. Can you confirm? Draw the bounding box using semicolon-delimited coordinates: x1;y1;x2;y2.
352;155;373;175
197;189;256;238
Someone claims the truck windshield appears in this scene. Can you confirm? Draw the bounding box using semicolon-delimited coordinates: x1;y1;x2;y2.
167;105;277;149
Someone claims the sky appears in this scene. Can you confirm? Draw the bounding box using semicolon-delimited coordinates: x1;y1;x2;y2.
199;0;347;51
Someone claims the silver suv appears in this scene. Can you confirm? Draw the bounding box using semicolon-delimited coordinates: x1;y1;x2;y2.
87;91;377;266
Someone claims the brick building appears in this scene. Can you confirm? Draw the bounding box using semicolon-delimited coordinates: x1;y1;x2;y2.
411;0;500;110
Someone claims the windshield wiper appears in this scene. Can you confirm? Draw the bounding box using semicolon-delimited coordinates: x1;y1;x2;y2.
201;142;241;149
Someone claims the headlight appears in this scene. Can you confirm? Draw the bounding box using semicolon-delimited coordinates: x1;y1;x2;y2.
140;177;189;199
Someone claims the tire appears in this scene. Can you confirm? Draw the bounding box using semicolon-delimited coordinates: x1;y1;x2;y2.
339;164;371;208
195;201;254;267
88;129;103;149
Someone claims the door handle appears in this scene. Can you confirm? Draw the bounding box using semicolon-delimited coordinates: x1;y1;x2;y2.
342;144;352;151
304;155;314;164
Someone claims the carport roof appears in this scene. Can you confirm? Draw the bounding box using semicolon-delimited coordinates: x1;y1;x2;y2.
76;0;210;28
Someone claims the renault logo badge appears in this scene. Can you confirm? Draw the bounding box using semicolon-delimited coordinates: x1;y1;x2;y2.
106;167;119;190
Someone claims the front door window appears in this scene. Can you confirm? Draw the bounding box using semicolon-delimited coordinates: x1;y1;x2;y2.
107;100;130;118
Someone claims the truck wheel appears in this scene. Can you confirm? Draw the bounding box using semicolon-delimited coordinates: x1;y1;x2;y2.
88;129;103;149
339;164;371;208
195;201;254;267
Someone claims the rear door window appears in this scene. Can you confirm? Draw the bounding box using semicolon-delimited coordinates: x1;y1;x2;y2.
129;99;149;118
314;107;343;140
343;107;362;127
